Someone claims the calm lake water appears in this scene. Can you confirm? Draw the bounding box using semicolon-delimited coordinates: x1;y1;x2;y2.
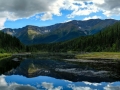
0;53;120;90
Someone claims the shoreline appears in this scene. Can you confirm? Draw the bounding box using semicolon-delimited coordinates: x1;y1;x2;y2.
75;52;120;60
0;53;12;60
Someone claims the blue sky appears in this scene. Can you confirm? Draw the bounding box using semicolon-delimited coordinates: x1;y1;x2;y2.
0;0;120;29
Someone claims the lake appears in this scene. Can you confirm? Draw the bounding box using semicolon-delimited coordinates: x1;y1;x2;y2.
0;53;120;90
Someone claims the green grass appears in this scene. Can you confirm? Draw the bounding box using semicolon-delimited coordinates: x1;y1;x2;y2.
0;53;12;60
75;52;120;60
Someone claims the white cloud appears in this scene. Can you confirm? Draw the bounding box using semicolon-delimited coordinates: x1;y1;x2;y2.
91;0;105;4
41;82;63;90
83;16;101;20
66;2;100;18
63;80;73;83
0;0;120;28
94;0;120;17
42;82;54;90
68;84;92;90
0;75;7;86
63;20;72;23
66;0;120;18
72;87;92;90
0;0;65;28
104;84;120;90
0;76;64;90
0;76;37;90
0;18;6;29
40;12;53;21
83;81;101;86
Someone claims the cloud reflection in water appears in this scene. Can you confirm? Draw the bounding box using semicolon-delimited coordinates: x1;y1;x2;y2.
0;75;120;90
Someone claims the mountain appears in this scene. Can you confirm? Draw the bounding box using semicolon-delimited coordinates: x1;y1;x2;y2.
32;21;120;52
2;19;118;45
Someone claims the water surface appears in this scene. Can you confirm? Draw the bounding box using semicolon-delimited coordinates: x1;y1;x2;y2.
0;53;120;90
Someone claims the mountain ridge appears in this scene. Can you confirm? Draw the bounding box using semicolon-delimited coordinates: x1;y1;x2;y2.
2;19;118;45
30;21;120;52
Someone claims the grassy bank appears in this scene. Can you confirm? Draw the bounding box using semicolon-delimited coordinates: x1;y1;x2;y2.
0;53;12;60
75;52;120;60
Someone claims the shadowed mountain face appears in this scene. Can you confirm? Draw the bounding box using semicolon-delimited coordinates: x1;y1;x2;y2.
2;19;118;45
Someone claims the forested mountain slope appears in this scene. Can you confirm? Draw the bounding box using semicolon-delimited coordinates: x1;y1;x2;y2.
30;22;120;52
0;31;25;52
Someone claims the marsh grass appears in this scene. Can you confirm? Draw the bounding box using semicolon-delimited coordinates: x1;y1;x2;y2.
0;53;12;60
76;52;120;60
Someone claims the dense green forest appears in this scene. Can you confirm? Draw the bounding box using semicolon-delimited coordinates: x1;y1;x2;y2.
1;22;120;53
0;31;25;52
29;22;120;52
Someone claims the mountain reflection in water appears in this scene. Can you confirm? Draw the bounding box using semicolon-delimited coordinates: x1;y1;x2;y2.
0;53;120;90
